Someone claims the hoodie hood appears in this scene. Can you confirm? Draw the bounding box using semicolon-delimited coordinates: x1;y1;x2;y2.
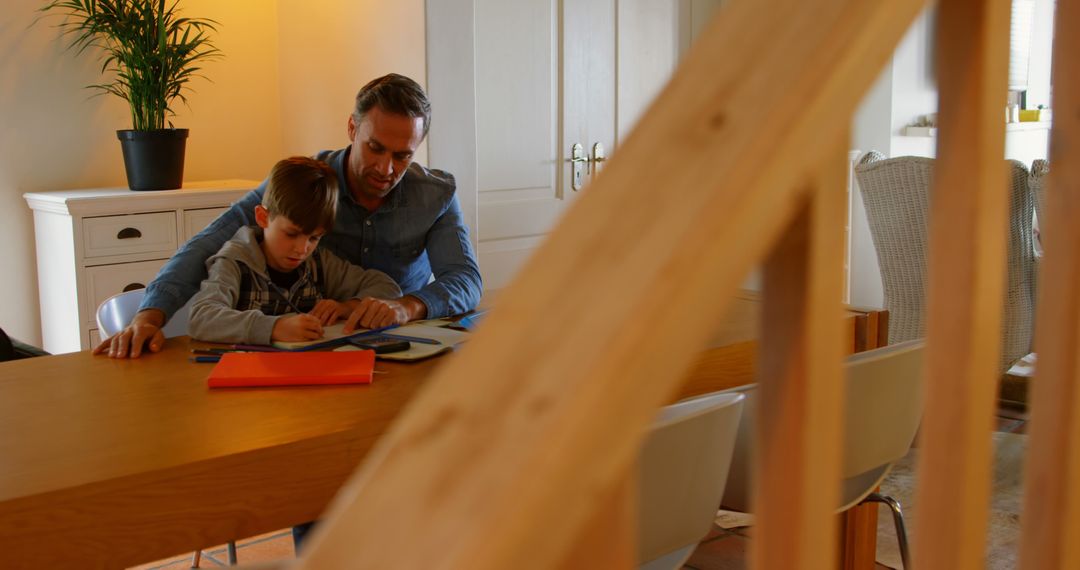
207;226;271;278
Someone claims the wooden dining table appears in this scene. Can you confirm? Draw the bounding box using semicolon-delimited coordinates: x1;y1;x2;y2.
0;292;886;568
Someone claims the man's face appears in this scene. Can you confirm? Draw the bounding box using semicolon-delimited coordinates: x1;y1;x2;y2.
347;106;425;203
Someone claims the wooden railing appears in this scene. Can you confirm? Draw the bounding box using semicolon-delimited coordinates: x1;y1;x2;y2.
279;0;1074;567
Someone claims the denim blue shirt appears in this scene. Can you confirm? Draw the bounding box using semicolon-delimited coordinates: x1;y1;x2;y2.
141;147;482;320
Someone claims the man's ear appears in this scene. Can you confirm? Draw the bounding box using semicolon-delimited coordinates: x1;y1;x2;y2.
254;205;270;229
347;114;357;141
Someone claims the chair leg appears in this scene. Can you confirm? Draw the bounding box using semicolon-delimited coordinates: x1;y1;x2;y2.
190;542;236;568
862;492;911;570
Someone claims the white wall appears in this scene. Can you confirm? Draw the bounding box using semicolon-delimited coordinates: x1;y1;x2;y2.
849;65;893;307
0;0;425;344
889;9;939;159
1026;0;1055;108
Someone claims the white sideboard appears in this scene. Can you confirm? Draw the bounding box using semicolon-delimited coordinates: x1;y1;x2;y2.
24;180;259;354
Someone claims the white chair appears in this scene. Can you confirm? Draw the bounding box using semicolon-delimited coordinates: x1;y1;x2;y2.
95;289;232;566
638;391;745;570
96;288;192;339
720;340;925;570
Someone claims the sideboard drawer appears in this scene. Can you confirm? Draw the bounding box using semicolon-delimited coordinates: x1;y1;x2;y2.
84;259;168;323
183;207;228;241
83;212;178;259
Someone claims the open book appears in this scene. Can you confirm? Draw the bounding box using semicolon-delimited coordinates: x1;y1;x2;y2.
271;322;360;350
271;321;470;360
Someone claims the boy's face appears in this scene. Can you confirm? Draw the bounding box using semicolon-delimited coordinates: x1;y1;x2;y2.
254;205;325;272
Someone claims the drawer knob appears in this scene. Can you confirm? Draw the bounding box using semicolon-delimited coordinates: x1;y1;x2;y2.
122;283;146;292
117;227;142;240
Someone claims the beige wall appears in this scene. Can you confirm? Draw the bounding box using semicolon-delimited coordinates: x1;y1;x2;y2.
0;0;425;344
276;0;428;163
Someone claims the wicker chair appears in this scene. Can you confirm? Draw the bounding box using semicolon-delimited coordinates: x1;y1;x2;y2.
854;152;1036;373
1030;159;1049;255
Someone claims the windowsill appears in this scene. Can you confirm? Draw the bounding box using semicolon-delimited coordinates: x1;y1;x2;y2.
902;120;1052;137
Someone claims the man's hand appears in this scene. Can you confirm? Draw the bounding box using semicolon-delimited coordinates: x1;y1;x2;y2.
309;299;350;326
93;309;166;359
272;314;325;342
342;296;426;332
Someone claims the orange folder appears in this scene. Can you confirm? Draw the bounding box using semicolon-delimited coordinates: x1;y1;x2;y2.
207;350;376;388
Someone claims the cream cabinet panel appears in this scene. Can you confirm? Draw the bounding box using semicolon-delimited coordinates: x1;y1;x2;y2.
184;207;229;241
25;180;257;354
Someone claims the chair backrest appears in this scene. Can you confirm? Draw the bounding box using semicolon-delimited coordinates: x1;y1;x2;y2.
855;152;1035;371
853;152;932;346
96;289;191;339
637;391;745;570
1029;158;1049;273
1030;159;1049;230
720;340;925;514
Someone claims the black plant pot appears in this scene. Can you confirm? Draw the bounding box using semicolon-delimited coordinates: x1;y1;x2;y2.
116;129;189;191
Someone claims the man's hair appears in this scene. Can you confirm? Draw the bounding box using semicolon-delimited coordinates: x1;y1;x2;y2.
352;73;432;137
262;156;338;234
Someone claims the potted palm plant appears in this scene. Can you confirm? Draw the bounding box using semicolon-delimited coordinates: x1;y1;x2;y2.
40;0;220;190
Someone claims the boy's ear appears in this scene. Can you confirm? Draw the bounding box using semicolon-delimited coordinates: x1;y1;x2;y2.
254;205;270;229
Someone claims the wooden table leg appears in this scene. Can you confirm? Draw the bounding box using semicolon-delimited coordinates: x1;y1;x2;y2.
841;308;887;569
840;501;879;570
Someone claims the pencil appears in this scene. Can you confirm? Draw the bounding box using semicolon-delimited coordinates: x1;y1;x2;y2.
267;281;307;315
290;325;399;352
230;344;284;352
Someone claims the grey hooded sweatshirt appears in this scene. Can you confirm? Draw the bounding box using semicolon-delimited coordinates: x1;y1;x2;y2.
189;226;401;344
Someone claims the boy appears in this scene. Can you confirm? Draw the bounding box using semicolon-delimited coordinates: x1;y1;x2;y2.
189;156;402;344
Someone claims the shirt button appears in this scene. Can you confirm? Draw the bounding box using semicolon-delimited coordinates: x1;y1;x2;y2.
365;220;372;226
363;247;369;253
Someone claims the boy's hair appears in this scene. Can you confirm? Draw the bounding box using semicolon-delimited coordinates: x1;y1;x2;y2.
353;73;431;138
261;157;338;234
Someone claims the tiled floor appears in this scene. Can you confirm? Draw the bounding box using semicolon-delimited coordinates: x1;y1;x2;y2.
129;403;1030;569
129;530;294;569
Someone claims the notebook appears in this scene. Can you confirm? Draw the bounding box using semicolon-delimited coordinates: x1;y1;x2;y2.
207;350;375;388
271;322;369;350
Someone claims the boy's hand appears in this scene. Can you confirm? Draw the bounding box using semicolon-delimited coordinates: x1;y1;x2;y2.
93;309;166;359
342;297;414;332
309;300;350;326
271;314;325;342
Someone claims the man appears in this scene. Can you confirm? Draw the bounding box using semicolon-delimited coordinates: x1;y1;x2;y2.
96;73;482;358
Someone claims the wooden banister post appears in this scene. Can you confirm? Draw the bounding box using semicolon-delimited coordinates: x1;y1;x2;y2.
913;0;1012;568
754;141;848;569
1019;0;1080;567
559;470;637;567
